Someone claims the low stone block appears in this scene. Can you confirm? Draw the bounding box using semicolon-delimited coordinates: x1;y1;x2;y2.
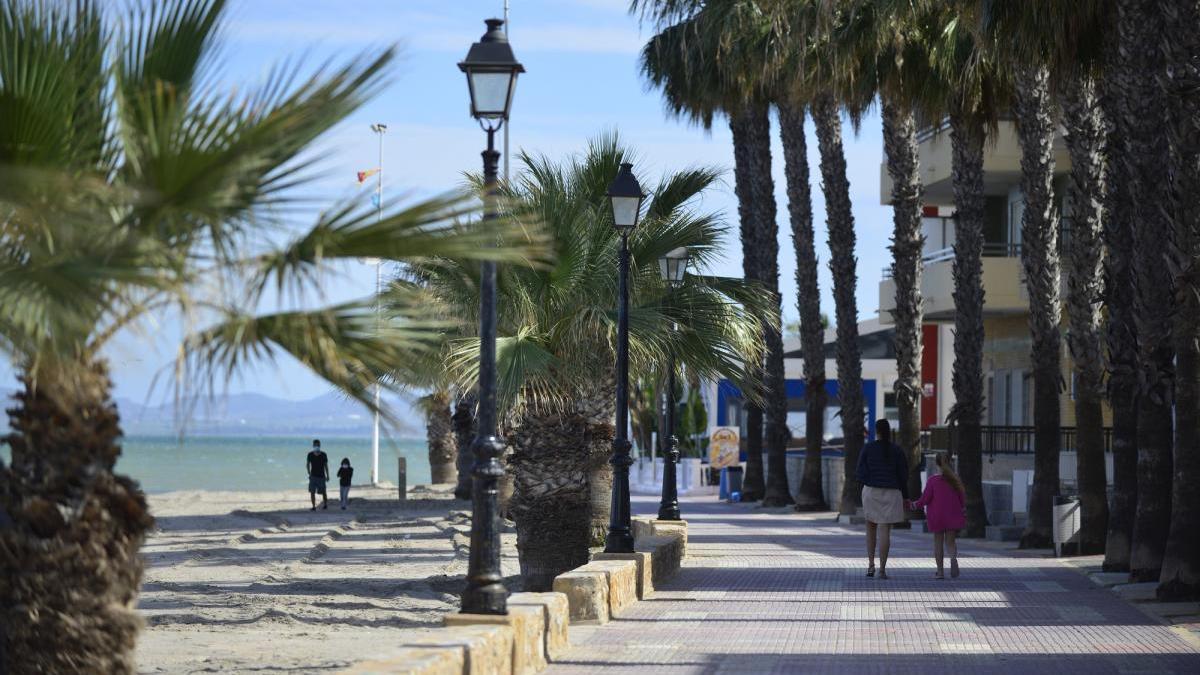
444;606;544;675
340;646;463;675
552;571;609;624
407;624;514;675
509;592;570;661
579;559;637;618
593;551;653;599
651;520;688;558
632;516;655;543
636;534;682;583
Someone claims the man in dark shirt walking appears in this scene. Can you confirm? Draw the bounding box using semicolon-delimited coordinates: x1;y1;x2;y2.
307;439;330;511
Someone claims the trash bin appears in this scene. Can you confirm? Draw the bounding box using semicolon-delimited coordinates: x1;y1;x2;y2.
725;466;743;501
1052;495;1080;557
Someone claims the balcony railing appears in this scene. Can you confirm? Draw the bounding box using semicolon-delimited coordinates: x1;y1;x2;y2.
881;243;1022;279
922;425;1114;456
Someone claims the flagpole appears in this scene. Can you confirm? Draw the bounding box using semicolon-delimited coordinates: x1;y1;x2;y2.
370;122;387;487
503;0;510;182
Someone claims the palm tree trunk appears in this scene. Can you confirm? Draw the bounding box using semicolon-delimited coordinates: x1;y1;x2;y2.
452;390;477;500
1116;0;1175;582
1102;40;1140;572
508;397;612;590
948;112;989;538
0;361;154;674
1062;73;1110;556
729;103;774;502
1157;0;1200;601
1013;65;1063;550
811;94;864;516
424;389;458;484
882;98;925;509
779;101;828;511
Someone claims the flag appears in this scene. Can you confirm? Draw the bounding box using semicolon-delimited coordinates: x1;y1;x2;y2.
356;168;380;184
370;193;380;208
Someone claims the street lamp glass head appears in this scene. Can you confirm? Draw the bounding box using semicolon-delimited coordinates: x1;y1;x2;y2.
607;162;646;232
459;18;524;122
659;247;689;287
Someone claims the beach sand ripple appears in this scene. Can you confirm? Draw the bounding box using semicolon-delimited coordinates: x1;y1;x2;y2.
135;484;520;673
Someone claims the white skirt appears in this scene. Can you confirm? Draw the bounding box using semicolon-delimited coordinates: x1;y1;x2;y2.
862;485;904;524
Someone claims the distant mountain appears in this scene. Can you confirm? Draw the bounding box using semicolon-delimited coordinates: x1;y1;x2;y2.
112;391;424;438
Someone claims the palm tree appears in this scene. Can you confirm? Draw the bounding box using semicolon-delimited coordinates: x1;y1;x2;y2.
638;0;790;504
452;389;477;500
834;0;929;507
1113;0;1175;582
778;100;828;511
421;389;458;484
0;1;542;669
1101;26;1139;573
977;0;1110;553
419;136;770;590
811;92;867;516
1010;63;1064;550
1062;72;1110;555
920;3;1009;537
1157;0;1200;601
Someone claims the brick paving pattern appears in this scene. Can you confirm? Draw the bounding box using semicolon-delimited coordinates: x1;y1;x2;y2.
546;496;1200;674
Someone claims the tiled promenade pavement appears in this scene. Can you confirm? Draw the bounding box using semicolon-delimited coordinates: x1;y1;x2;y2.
546;495;1200;674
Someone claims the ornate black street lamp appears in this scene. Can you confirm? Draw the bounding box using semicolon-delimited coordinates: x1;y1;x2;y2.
657;247;688;522
604;162;646;554
458;17;523;616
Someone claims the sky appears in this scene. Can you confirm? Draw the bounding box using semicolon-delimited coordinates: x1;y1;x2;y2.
6;0;896;404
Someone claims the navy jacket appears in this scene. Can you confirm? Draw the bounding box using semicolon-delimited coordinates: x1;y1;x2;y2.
855;440;910;499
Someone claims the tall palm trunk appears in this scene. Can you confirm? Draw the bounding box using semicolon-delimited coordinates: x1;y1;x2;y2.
424;389;457;484
1101;40;1140;571
0;362;154;674
948;112;989;537
1062;73;1110;555
729;103;775;502
811;95;864;516
1116;0;1175;582
1157;0;1200;601
780;101;827;511
1013;65;1063;550
508;391;614;591
452;390;477;500
882;99;925;507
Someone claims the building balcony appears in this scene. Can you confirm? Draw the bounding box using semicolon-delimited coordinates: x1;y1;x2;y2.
879;119;1071;205
878;243;1026;325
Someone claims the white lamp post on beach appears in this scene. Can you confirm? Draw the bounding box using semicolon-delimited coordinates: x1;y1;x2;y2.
369;122;386;486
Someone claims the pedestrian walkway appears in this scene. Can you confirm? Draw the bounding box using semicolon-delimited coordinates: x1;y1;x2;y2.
547;496;1200;674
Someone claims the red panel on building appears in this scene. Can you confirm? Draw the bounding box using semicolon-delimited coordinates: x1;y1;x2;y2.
921;324;939;428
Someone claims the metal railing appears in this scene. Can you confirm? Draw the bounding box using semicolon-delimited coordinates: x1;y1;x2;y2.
882;243;1022;279
920;425;1114;456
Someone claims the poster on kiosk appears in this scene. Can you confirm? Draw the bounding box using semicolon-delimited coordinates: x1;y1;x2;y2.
709;426;740;469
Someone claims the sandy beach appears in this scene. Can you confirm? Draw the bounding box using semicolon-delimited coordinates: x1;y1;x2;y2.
135;484;520;673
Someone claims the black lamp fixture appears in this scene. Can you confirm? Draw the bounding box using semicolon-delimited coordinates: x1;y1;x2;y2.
458;17;523;617
656;247;689;522
604;162;646;554
459;18;524;123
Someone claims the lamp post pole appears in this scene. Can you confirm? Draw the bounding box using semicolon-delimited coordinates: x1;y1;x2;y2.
658;347;681;521
462;125;507;614
604;162;646;555
458;17;523;616
657;247;688;521
606;232;636;553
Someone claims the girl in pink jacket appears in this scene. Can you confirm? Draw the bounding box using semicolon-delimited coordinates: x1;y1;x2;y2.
906;453;967;579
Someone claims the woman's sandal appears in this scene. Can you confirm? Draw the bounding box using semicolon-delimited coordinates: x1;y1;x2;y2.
878;569;889;580
866;565;875;578
950;559;960;578
934;572;945;580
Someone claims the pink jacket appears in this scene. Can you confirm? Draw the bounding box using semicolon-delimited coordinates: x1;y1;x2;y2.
910;475;966;533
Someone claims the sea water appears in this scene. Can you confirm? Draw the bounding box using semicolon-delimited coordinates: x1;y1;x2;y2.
0;435;430;494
